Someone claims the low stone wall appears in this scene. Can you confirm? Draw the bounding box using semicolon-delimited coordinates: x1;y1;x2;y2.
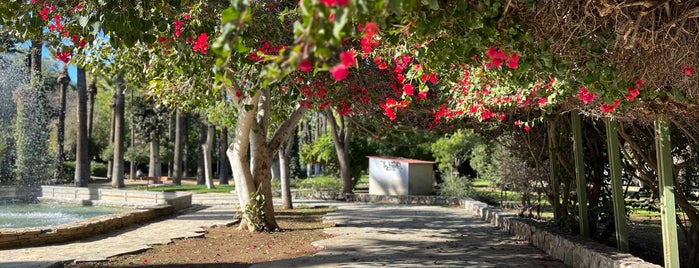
349;193;462;206
351;193;660;268
0;186;33;201
38;186;192;210
0;205;174;250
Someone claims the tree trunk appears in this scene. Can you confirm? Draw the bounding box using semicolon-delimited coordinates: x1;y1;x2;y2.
87;79;97;139
324;108;353;194
29;39;41;79
279;129;295;209
172;109;184;185
196;119;206;185
129;89;135;180
183;114;190;177
202;122;215;189
74;68;90;187
271;156;280;180
111;73;126;188
675;190;699;267
218;126;231;184
54;66;69;183
302;119;313;177
107;93;116;180
228;92;260;215
149;132;161;177
225;86;307;231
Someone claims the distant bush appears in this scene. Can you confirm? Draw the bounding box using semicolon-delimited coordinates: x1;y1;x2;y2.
62;161;76;183
91;162;108;177
298;175;342;191
438;171;471;197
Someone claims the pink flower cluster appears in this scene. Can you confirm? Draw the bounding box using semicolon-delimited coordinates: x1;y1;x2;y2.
192;33;208;54
485;47;518;69
320;0;349;7
329;50;355;81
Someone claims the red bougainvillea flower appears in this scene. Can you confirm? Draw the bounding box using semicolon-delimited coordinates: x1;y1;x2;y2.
330;64;348;81
684;65;695;76
507;53;519;69
524;125;531;132
192;33;208;54
235;91;243;98
320;0;348;7
337;100;353;116
71;34;79;43
380;98;409;120
184;13;191;20
635;79;644;88
328;13;335;22
340;50;355;67
79;39;87;48
403;84;414;95
40;7;50;21
55;51;71;63
173;20;183;37
49;14;63;31
71;4;83;13
418;91;427;99
577;86;598;104
485;47;506;69
485;47;503;59
298;60;312;72
625;86;639;102
364;22;379;37
421;73;438;84
601;99;621;113
31;0;37;3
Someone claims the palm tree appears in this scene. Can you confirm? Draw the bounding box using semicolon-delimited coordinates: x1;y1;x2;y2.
74;68;89;187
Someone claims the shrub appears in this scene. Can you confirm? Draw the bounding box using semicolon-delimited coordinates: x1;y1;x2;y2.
298;175;342;191
62;161;76;183
91;162;108;177
438;171;471;197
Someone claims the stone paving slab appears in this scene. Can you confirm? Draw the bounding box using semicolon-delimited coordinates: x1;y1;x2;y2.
0;205;238;268
252;203;570;268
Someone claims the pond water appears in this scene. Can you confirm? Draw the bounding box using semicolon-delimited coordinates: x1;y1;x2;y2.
0;202;129;228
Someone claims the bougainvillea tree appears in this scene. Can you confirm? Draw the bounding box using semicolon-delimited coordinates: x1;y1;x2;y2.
12;5;699;263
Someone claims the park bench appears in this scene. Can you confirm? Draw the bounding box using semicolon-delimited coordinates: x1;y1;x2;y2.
143;176;169;190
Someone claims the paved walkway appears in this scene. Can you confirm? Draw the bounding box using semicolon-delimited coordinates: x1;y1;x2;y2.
252;203;568;267
0;194;568;268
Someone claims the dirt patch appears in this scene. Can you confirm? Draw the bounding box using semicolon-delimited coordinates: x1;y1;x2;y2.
65;206;335;268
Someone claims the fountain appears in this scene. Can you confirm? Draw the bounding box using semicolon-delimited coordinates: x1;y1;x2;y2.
0;201;128;228
0;53;52;198
0;53;192;249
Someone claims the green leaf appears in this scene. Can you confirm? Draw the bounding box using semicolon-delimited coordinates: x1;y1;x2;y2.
332;8;349;40
421;0;439;10
222;7;240;23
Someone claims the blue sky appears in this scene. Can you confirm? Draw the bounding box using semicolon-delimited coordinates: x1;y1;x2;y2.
42;45;78;83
